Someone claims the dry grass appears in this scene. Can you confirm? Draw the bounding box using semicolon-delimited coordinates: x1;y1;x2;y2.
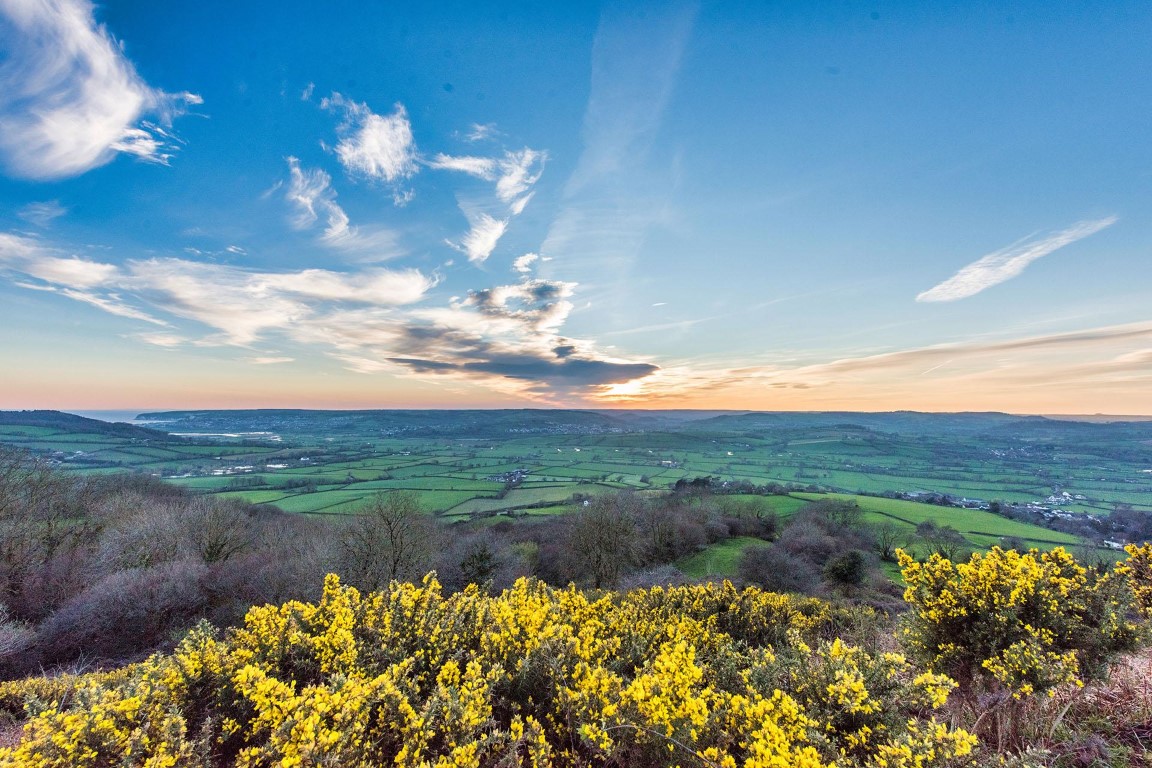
1046;647;1152;766
968;647;1152;766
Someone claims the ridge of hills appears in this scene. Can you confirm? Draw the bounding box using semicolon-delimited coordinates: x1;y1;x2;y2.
127;408;1152;441
0;409;174;441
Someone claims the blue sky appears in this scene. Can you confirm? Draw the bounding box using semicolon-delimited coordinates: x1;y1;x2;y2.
1;0;1150;413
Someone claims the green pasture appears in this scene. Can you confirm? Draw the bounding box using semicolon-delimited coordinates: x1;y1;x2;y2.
793;493;1081;550
350;477;504;492
167;476;243;490
676;537;771;580
213;490;293;504
443;484;607;515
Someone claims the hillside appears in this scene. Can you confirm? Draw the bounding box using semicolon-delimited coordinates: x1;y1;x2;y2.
0;410;173;442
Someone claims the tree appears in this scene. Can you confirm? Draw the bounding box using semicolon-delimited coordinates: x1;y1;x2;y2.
458;538;498;585
0;447;88;618
183;498;258;564
738;545;820;595
338;491;438;591
564;493;639;589
915;520;968;561
812;499;864;531
872;521;903;562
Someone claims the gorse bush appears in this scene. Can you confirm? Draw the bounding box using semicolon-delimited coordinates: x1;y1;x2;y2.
898;546;1142;700
1117;542;1152;617
0;576;975;768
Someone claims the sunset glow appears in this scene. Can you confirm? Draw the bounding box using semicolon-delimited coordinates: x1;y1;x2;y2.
1;1;1149;414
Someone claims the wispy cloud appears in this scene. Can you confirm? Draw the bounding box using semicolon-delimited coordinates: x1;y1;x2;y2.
539;3;697;311
0;0;200;179
321;93;417;202
17;201;67;227
284;157;401;256
599;316;713;337
284;157;336;231
448;212;508;264
0;233;116;287
0;231;433;344
248;356;294;365
494;149;545;210
593;320;1152;412
917;216;1118;302
464;123;498;143
55;288;168;325
427;154;496;177
130;332;187;348
428;148;546;215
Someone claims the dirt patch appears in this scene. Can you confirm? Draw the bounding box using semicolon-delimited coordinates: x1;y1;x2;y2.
0;718;22;750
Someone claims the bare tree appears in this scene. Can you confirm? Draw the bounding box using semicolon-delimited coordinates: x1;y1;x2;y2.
873;521;904;562
0;447;87;616
564;493;639;589
338;491;439;591
916;520;968;561
182;498;258;564
95;492;183;571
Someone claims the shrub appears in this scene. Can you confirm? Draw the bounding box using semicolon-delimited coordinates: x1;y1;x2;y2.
898;546;1141;701
823;549;869;588
0;575;974;768
34;561;210;666
739;545;822;595
1117;542;1152;617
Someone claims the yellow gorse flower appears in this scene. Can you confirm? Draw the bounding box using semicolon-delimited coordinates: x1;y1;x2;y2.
898;546;1142;699
0;575;973;768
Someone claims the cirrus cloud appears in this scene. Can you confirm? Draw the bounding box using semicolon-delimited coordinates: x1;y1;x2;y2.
447;212;508;264
917;216;1118;302
283;157;401;257
0;231;434;345
0;0;200;179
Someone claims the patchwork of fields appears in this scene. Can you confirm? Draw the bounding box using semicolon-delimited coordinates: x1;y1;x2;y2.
3;409;1151;576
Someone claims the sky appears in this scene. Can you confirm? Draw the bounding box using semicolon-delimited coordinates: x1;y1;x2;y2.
0;0;1150;414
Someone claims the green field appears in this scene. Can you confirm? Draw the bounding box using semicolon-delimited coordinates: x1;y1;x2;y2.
5;409;1152;559
677;537;771;579
672;490;1095;583
794;493;1082;549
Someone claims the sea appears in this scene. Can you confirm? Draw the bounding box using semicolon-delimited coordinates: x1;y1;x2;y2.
64;410;172;425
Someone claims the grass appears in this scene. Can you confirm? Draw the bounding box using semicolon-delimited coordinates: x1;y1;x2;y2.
350;478;504;492
676;536;771;580
262;490;374;513
794;493;1082;550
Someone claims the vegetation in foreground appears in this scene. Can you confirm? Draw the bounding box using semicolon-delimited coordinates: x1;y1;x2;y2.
2;544;1152;766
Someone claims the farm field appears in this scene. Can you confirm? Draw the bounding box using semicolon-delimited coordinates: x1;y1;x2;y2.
675;491;1092;580
2;409;1151;553
791;493;1083;550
